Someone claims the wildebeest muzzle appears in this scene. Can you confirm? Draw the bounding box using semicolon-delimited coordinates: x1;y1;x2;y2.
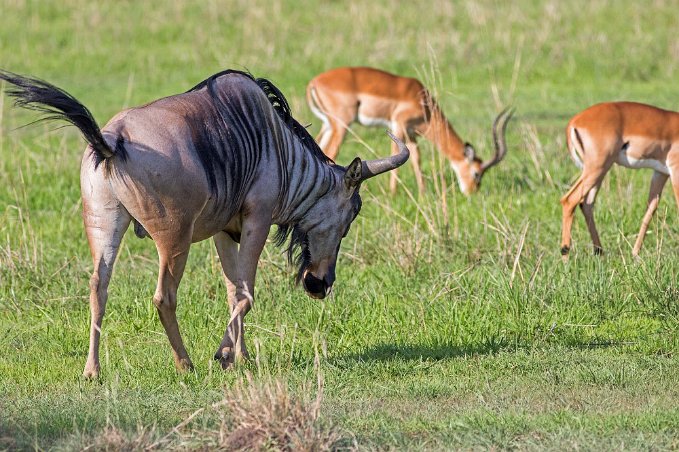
302;270;334;299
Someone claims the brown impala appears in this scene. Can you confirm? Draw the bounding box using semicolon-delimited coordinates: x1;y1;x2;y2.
306;66;513;195
560;101;679;258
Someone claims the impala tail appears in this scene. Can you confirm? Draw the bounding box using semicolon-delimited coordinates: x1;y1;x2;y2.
567;126;585;169
306;85;331;128
0;70;123;167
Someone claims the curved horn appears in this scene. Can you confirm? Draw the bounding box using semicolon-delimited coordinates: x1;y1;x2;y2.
360;130;411;180
480;107;514;174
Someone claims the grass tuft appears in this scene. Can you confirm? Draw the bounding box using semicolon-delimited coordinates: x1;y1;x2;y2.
50;375;349;451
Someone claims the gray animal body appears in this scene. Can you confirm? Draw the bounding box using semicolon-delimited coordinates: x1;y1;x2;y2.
0;69;409;377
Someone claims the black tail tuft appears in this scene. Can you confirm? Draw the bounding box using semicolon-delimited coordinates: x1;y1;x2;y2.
0;70;119;166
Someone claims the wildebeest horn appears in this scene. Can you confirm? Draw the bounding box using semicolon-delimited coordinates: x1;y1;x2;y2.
480;107;514;174
360;130;410;180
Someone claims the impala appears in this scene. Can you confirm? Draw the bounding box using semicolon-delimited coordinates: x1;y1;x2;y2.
306;66;513;195
560;101;679;258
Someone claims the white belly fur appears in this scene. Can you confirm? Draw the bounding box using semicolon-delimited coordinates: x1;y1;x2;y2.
357;113;391;128
617;150;669;175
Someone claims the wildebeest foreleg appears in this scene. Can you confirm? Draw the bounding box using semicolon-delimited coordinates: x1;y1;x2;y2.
214;216;269;369
212;232;243;365
152;233;194;372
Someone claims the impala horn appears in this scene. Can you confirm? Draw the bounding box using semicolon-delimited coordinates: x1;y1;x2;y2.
479;107;514;174
360;130;410;180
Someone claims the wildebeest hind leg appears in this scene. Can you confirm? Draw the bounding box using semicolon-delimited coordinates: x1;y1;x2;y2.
152;231;194;372
82;201;131;379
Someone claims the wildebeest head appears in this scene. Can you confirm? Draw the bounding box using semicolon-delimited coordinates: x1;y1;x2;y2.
284;132;409;299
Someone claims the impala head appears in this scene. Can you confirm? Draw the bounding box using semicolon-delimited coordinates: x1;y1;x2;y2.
454;107;514;195
289;131;410;299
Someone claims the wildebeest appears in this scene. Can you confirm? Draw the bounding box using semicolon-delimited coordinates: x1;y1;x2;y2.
0;69;409;377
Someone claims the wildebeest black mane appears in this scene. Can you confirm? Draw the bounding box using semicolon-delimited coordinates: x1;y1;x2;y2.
254;77;333;165
274;225;310;284
187;69;332;165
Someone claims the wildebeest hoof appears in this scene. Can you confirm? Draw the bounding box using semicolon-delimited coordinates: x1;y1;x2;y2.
215;346;249;370
216;347;236;370
82;367;100;380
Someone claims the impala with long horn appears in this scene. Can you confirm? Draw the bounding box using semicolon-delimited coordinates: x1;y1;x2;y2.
306;67;513;194
0;69;409;377
560;101;679;258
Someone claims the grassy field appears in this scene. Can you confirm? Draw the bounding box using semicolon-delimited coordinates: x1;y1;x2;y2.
1;0;678;450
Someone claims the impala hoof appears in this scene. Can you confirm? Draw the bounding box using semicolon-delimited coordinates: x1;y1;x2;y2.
175;358;194;373
593;247;604;256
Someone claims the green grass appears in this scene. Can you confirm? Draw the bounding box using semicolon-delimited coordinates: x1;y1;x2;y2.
1;0;678;449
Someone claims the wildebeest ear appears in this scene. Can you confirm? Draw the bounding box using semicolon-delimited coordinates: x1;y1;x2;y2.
464;143;476;162
344;157;363;190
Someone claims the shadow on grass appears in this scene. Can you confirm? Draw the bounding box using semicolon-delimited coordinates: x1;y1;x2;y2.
344;340;506;364
340;337;628;365
0;417;22;451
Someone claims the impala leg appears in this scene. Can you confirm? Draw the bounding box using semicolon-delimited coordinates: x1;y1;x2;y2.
82;204;131;379
560;175;584;258
323;120;348;161
388;127;408;195
580;182;604;255
153;233;193;372
407;137;424;195
632;171;668;257
215;216;269;369
560;164;611;258
668;159;679;212
315;124;331;151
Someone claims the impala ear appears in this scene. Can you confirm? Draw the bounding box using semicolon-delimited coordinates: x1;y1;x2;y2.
344;157;363;191
464;143;476;162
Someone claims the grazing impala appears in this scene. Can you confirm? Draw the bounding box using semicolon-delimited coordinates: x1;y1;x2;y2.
560;101;679;258
306;67;513;195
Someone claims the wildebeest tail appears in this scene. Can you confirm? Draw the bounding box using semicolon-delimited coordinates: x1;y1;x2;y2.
0;70;118;165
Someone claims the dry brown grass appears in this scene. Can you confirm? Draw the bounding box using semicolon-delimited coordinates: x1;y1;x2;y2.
208;376;345;451
78;425;158;451
62;375;349;452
